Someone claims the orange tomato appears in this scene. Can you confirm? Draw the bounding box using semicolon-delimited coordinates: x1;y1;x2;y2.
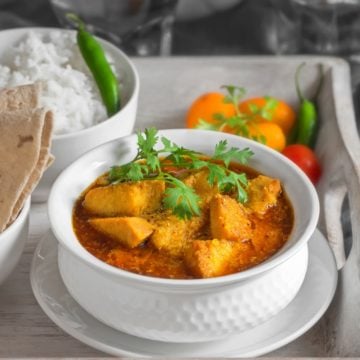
186;92;236;129
239;97;296;135
248;122;286;152
185;92;287;152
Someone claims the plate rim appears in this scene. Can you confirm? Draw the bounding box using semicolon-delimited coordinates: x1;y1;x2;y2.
30;229;338;358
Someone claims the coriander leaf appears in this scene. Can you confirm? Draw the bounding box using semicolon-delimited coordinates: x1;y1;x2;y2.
161;137;178;153
232;122;250;137
248;103;259;113
172;146;200;161
223;115;246;127
214;140;227;157
191;158;208;169
137;128;161;172
108;128;251;219
109;162;147;182
126;162;147;181
222;85;246;106
163;175;200;219
196;118;219;131
108;165;125;183
235;172;248;187
259;135;267;144
235;148;254;163
207;162;226;186
216;115;249;136
219;172;248;203
213;141;253;167
235;183;248;203
215;148;243;168
263;96;278;111
260;97;278;121
145;152;160;172
212;113;227;122
260;110;272;121
164;146;198;168
137;128;158;154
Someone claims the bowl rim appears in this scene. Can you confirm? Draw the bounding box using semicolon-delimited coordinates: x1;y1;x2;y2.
0;197;30;239
0;27;140;140
49;129;320;287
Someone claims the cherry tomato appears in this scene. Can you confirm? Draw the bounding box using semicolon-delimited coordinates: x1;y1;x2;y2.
282;144;322;184
239;97;296;135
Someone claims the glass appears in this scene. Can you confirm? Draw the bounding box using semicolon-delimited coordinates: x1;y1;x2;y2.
271;0;360;55
49;0;178;56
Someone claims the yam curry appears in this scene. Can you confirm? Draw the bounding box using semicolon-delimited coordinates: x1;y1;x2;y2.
73;129;294;279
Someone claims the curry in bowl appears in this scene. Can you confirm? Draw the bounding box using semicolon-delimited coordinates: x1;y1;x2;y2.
73;128;293;279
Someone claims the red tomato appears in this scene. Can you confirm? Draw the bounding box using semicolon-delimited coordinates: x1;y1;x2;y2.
282;144;322;184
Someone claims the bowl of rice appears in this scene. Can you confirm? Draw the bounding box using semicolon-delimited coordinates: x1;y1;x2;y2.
0;27;139;201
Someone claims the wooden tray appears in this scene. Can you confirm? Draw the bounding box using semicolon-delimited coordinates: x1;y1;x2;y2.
134;56;360;356
0;56;359;357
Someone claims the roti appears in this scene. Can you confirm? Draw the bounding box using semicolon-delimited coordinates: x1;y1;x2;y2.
0;82;42;111
0;83;54;232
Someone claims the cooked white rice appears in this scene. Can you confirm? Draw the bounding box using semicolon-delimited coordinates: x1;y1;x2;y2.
0;31;116;135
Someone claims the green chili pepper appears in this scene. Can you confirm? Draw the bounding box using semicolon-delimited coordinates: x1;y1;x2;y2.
293;63;323;148
67;14;120;116
296;98;317;147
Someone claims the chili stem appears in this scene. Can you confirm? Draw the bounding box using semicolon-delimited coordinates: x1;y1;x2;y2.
66;13;85;31
314;64;324;99
295;62;306;102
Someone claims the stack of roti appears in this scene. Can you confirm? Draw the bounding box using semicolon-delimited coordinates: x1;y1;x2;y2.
0;83;54;232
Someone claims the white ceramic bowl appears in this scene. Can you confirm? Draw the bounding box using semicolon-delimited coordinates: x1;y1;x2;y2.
0;28;139;202
48;129;319;343
0;197;30;286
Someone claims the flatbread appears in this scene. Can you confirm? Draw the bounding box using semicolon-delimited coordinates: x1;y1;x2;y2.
0;108;54;232
0;83;42;111
7;111;54;226
0;83;54;232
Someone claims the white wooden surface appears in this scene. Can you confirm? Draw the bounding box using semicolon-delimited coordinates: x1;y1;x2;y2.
0;57;357;357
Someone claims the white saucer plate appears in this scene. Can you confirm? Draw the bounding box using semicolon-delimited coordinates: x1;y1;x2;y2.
30;229;337;357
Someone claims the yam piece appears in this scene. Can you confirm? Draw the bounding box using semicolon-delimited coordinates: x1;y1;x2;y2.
210;194;251;241
89;217;153;248
149;212;206;258
246;175;281;216
83;180;165;217
183;169;219;208
185;239;247;278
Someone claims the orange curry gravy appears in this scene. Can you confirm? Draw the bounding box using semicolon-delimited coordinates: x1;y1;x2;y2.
73;164;294;279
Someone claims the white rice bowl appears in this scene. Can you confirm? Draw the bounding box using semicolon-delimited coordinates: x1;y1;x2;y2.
0;27;139;201
0;31;119;135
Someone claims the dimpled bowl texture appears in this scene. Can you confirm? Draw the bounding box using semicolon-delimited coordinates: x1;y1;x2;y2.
49;129;319;343
0;28;140;202
0;197;30;286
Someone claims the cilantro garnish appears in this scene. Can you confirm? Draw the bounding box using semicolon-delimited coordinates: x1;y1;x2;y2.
109;128;253;219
